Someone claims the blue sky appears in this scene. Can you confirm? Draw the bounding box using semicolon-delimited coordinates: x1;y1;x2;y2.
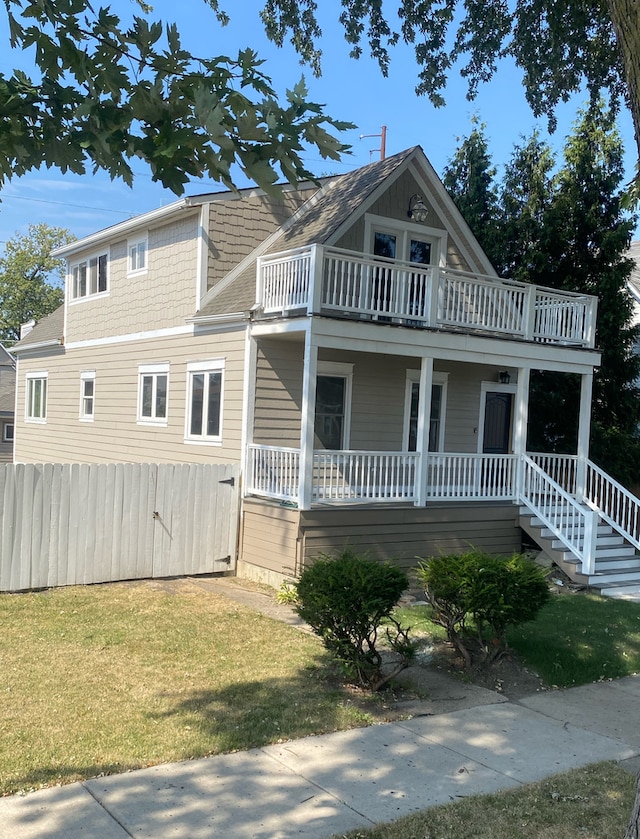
0;0;637;247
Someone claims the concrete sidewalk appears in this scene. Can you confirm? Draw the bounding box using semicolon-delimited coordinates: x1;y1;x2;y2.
1;675;640;839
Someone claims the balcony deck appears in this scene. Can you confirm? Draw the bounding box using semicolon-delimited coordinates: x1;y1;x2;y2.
257;245;597;348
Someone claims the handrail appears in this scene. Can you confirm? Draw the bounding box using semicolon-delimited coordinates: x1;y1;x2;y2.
520;455;598;575
585;459;640;551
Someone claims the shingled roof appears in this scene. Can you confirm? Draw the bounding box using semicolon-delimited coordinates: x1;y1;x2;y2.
197;147;419;318
12;305;64;351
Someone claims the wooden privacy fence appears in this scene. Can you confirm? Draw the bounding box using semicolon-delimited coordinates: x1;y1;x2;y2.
0;462;240;592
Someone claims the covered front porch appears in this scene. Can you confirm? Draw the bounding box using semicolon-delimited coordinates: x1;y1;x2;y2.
242;322;632;579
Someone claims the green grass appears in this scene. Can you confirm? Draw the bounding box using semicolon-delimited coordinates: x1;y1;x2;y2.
333;761;637;839
395;591;640;688
0;580;377;796
507;592;640;687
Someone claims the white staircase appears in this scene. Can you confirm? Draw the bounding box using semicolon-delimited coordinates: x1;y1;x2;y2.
520;503;640;598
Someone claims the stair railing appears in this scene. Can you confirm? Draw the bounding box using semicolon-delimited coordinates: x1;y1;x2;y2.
584;460;640;551
520;455;598;575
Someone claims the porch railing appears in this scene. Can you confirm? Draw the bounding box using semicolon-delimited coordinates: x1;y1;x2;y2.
426;453;518;500
313;451;418;502
257;245;597;348
246;445;640;578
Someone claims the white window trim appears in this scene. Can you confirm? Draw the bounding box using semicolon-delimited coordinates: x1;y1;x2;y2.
403;370;449;452
3;422;14;443
137;362;169;426
79;371;96;422
184;358;225;445
127;234;148;276
68;250;109;302
364;212;447;268
477;380;517;454
25;371;48;423
316;361;354;450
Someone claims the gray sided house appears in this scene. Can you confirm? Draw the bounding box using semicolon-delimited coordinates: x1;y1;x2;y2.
0;345;15;462
13;147;640;594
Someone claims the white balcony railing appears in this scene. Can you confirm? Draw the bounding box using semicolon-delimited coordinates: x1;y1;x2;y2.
257;245;597;348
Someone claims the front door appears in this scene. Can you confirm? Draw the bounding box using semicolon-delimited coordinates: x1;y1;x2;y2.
482;391;513;454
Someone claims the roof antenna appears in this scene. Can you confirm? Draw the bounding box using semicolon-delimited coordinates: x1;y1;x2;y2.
359;125;387;160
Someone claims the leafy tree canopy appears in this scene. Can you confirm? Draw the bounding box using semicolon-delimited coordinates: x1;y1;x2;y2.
260;0;639;186
3;0;639;195
0;224;75;345
1;0;353;195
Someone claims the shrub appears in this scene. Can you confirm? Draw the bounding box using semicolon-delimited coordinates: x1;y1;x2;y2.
417;549;550;671
295;549;414;691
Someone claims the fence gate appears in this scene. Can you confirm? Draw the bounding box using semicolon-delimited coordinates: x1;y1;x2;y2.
0;462;240;592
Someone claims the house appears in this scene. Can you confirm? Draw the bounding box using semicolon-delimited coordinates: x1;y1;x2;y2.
12;146;640;595
0;345;15;462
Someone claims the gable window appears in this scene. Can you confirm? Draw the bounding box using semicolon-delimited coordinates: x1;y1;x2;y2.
80;372;95;420
404;371;448;452
138;363;169;425
71;253;108;299
314;362;353;450
128;236;148;275
26;373;48;422
186;359;224;443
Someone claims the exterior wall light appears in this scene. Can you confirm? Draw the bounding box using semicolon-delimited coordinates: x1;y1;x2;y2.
499;370;511;384
407;194;429;224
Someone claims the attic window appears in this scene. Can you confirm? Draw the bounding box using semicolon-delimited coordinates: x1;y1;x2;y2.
71;253;108;299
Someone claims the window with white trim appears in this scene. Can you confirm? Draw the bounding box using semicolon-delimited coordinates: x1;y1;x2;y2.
314;361;353;450
26;373;48;422
138;363;169;424
404;371;448;452
3;422;14;442
71;253;108;299
128;236;148;275
186;359;224;442
80;372;95;420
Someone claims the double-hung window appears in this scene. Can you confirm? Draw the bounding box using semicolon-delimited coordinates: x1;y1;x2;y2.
80;372;95;421
71;253;108;299
314;362;353;450
26;373;48;422
138;363;169;425
128;236;148;275
404;371;448;452
186;360;224;442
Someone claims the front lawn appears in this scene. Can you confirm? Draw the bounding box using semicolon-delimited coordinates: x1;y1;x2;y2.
0;580;375;796
395;590;640;688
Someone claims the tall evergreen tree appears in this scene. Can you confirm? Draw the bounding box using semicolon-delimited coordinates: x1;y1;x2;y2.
499;133;556;282
542;103;640;479
444;103;640;483
442;121;501;269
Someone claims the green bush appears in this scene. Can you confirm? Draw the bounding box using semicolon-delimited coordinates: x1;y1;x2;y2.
295;549;414;691
417;549;550;671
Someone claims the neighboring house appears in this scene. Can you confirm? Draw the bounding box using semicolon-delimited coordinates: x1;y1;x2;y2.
0;345;15;462
12;146;640;594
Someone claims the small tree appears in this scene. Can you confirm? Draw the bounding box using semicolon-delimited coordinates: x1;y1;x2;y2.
417;550;550;671
0;223;75;345
295;550;413;692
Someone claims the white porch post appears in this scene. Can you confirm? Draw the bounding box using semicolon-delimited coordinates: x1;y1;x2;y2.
575;369;594;499
415;356;434;506
308;244;324;315
299;329;318;509
514;367;530;498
